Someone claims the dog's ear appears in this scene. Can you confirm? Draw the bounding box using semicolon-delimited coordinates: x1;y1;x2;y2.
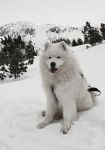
59;41;67;51
44;42;50;51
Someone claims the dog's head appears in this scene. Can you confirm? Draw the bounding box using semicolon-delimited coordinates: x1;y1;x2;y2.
43;41;69;73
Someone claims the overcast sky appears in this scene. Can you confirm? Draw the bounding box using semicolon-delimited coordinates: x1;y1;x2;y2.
0;0;105;27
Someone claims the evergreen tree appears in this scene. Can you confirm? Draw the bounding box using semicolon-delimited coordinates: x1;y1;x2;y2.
0;35;37;80
0;65;8;80
100;23;105;40
82;22;91;44
77;38;83;45
82;22;102;46
8;47;27;78
88;27;102;46
52;38;71;45
25;41;38;65
72;39;78;46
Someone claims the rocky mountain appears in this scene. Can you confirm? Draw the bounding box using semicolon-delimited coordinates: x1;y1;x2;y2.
0;21;35;37
0;21;84;50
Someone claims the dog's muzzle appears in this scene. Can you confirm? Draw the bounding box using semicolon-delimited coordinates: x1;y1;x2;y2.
50;68;58;73
50;62;58;73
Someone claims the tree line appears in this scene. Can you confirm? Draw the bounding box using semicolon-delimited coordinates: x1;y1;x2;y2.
50;21;105;47
51;37;83;47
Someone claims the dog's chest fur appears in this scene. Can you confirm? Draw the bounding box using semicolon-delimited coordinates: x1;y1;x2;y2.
51;84;63;111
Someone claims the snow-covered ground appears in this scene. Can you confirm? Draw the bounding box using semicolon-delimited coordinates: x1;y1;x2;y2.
0;43;105;150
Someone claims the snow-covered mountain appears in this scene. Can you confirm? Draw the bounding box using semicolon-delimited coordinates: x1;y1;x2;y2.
0;43;105;150
0;21;84;49
0;21;35;37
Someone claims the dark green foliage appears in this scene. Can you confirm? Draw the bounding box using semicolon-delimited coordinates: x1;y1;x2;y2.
0;35;37;80
88;28;102;46
25;41;38;65
82;22;90;44
77;38;83;45
0;65;8;80
8;48;27;79
71;39;78;47
52;38;71;45
100;23;105;40
82;22;102;46
72;38;83;47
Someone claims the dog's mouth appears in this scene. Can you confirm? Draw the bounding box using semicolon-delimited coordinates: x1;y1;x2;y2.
50;68;58;73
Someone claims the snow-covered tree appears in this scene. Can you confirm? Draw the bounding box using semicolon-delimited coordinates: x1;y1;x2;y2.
100;23;105;40
52;38;71;45
82;22;102;46
0;35;37;80
72;39;78;47
77;38;83;45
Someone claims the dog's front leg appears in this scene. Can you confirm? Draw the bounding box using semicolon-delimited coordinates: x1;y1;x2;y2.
37;86;58;129
61;98;77;134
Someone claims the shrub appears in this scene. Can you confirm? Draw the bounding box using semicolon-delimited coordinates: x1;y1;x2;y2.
0;35;37;80
71;39;78;47
100;23;105;40
52;38;71;45
77;38;83;45
82;22;102;46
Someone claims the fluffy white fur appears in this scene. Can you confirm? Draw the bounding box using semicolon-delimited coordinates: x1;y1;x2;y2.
37;42;94;134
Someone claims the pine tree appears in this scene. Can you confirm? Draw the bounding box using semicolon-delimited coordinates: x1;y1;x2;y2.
77;38;83;45
88;27;102;46
82;22;102;46
8;47;27;78
100;23;105;40
0;65;8;80
52;38;71;46
25;41;38;65
0;35;37;80
82;22;91;44
72;39;78;46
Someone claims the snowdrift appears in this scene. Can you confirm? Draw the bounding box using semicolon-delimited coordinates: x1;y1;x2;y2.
0;43;105;150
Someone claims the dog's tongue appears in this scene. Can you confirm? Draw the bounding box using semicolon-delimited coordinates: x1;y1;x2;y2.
50;68;57;73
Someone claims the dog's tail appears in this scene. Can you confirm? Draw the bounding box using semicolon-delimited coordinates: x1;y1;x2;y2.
88;86;101;97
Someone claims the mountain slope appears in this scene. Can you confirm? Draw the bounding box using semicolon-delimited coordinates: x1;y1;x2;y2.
0;21;35;37
0;43;105;150
0;21;84;49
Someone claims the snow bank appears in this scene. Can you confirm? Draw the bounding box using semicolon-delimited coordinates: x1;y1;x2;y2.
0;44;105;150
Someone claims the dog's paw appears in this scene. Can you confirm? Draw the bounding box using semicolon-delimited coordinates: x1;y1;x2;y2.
41;110;46;117
37;122;46;129
61;121;71;134
61;126;70;134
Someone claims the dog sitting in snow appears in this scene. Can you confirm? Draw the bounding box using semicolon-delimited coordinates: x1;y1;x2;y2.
37;41;100;134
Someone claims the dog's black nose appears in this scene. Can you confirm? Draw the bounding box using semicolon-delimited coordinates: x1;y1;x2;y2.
50;62;56;68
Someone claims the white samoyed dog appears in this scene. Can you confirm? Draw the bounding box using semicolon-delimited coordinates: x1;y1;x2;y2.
37;41;95;134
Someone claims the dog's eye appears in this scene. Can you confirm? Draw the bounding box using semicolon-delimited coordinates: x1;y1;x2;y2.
48;57;51;59
57;56;61;59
